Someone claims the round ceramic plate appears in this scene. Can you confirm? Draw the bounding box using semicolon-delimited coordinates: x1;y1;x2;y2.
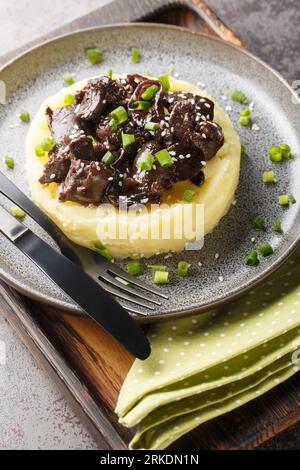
0;24;300;322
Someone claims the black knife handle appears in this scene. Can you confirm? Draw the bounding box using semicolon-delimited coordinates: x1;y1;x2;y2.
15;230;151;360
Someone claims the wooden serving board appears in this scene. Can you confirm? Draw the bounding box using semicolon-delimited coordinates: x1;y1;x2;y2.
0;0;299;450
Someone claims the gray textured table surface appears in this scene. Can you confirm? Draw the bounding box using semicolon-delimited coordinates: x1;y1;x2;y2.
0;0;299;450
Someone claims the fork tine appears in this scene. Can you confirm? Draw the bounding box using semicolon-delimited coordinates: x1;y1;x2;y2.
96;278;155;310
120;303;150;316
106;265;169;299
99;271;162;306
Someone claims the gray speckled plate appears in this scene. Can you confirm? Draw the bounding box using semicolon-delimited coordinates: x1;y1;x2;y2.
1;24;300;323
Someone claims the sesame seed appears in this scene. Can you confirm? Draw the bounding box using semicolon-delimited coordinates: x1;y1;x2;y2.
169;97;174;103
179;154;185;159
204;102;211;108
140;198;149;203
215;253;219;259
50;173;56;179
201;160;207;166
251;237;256;243
103;99;107;104
221;95;227;100
201;133;207;139
197;82;206;88
252;123;260;131
118;181;123;187
195;116;200;122
152;164;157;170
199;98;206;103
186;153;191;158
206;114;210;119
164;253;172;259
170;126;175;132
172;157;177;162
161;130;167;136
219;275;224;282
198;261;202;267
232;199;237;206
225;105;232;112
169;151;176;156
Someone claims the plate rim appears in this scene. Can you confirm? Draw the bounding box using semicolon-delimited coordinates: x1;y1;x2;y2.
1;22;300;323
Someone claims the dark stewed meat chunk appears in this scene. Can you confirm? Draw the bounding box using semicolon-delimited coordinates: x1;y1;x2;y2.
59;160;113;204
39;152;71;184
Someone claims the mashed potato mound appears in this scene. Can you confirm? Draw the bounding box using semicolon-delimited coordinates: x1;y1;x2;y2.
25;75;240;259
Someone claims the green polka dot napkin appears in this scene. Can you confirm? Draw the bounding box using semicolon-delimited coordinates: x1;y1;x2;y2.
116;250;300;450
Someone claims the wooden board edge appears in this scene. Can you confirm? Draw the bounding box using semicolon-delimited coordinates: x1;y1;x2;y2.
0;282;128;450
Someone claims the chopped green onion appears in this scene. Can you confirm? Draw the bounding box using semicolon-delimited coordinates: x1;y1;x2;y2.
238;109;251;127
87;135;96;144
109;117;118;132
281;143;291;159
122;132;135;149
144;121;160;131
258;243;273;257
64;94;75;106
183;189;196;203
238;115;250;126
4;156;14;169
138;152;154;171
101;151;115;165
241;109;251;117
147;265;167;271
230;89;248;104
241;144;247;155
62;72;74;86
86;48;102;64
40;137;54;152
278;194;289;205
106;67;113;78
141;85;159;101
10;206;25;218
245;250;258;266
35;137;55;157
19;110;30;123
35;146;46;157
131;48;140;63
127;259;141;276
153;270;169;284
289;194;296;204
131;100;151;111
155;149;173;167
263;171;276;183
252;215;265;230
269;145;282;163
110;106;128;125
272;219;282;233
178;261;188;277
158;74;170;91
92;242;112;260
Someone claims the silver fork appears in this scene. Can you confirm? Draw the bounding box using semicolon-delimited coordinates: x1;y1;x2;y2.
0;172;168;316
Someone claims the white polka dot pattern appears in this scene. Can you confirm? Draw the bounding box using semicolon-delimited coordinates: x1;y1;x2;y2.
116;252;300;450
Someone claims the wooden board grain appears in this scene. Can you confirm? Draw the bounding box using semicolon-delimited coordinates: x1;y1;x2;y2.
0;0;299;450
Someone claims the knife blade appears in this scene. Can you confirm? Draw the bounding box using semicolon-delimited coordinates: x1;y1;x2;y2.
0;205;151;360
